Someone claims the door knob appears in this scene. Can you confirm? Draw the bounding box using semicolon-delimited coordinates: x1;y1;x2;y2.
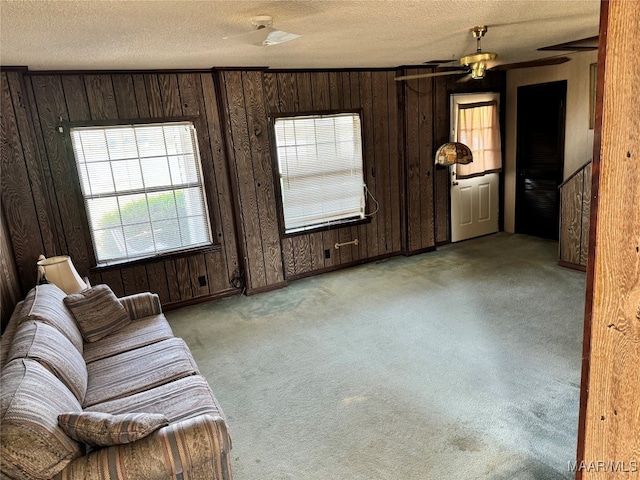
452;181;459;186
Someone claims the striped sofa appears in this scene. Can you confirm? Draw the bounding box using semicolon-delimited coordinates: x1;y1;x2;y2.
1;283;232;480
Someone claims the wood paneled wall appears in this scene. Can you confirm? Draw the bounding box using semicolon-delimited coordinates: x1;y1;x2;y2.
217;70;286;292
1;66;505;307
1;70;241;307
403;69;436;252
255;70;404;279
559;160;591;270
1;71;56;291
1;207;21;331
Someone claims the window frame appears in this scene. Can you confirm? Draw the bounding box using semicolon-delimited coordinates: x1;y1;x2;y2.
64;117;219;269
269;109;371;238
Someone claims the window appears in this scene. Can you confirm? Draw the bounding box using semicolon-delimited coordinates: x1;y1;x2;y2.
70;121;212;265
455;101;502;179
273;112;365;233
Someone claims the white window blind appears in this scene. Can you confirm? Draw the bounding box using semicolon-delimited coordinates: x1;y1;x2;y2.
274;113;365;233
456;101;502;179
70;121;212;265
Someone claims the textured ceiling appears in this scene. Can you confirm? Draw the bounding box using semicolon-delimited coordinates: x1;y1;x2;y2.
0;0;600;71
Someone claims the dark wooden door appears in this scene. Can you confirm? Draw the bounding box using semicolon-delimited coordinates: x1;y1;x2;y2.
515;81;566;239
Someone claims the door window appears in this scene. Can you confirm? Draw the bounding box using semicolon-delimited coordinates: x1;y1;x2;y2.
456;101;502;179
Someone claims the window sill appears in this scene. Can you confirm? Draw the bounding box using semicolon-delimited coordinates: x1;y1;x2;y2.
90;243;221;272
282;216;371;239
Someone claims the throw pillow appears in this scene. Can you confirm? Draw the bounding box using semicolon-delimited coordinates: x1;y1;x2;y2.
58;412;169;446
64;285;131;342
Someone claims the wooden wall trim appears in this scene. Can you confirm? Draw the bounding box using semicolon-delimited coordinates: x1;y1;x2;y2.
213;70;250;292
25;68;216;76
162;287;241;312
560;159;593;188
575;2;609;477
8;66;429;76
245;280;288;296
265;67;398;74
557;260;587;272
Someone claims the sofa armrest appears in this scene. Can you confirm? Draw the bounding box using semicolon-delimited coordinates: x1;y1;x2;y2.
55;415;232;480
118;292;162;320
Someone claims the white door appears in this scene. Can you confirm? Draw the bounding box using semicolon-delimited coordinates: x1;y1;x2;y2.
450;93;500;242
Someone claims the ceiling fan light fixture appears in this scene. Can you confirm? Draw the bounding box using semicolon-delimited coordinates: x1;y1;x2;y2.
459;51;497;67
471;62;486;79
251;15;301;46
458;25;498;79
224;15;301;46
459;52;497;79
251;15;274;28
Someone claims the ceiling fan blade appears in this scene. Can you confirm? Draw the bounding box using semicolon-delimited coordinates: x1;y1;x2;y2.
422;59;458;66
223;26;301;46
489;56;570;71
394;70;468;82
538;35;599;52
263;30;301;46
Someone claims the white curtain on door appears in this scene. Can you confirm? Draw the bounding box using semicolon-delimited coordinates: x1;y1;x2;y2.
456;101;502;179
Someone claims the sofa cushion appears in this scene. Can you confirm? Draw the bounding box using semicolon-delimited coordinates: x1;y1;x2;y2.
83;338;199;407
83;314;174;364
23;284;84;353
7;321;88;403
58;411;169;447
64;284;131;342
86;375;226;424
1;300;24;369
1;359;83;480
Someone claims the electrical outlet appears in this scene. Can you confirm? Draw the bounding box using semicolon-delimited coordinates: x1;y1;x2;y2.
198;276;207;287
324;249;331;259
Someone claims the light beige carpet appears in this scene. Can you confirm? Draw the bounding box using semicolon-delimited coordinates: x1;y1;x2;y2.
167;233;586;480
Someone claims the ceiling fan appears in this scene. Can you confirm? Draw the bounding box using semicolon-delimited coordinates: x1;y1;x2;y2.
223;15;301;47
395;25;570;82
